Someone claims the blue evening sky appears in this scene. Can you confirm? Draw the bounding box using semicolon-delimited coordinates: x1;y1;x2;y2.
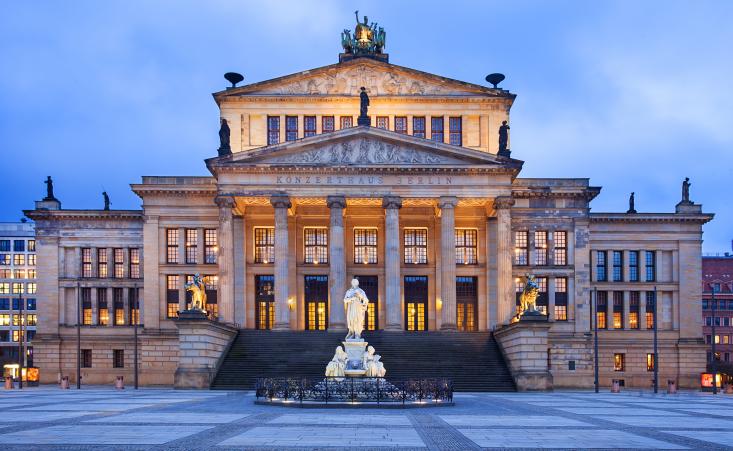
1;1;731;252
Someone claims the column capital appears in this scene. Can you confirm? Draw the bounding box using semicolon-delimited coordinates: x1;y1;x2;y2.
494;196;515;210
382;196;402;210
438;196;458;209
270;194;291;209
214;195;236;209
326;195;347;209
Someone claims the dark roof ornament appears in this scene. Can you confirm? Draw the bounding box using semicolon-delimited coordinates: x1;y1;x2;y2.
357;87;371;126
340;11;387;63
44;176;58;201
103;191;111;211
627;192;637;214
485;73;506;89
497;121;511;157
218;119;232;156
224;72;244;88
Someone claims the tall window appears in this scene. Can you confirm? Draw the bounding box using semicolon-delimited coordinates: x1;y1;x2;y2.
339;116;353;129
204;275;218;319
376;116;389;130
554;277;568;321
254;227;275;264
204;229;218;264
553;231;567;265
27;254;35;266
81;349;92;368
81;288;92;325
98;288;109;326
449;117;462;146
322;116;335;133
412;116;425;138
354;228;377;264
455;229;477;265
0;240;8;252
129;248;140;279
304;228;328;264
629;251;639;282
612;251;623;282
613;353;625;371
646;353;655;372
596;291;607;329
646;291;655;329
267;116;280;145
534;231;548;265
13;254;24;266
536;277;548;315
81;248;92;278
113;349;124;368
166;229;179;264
13;240;25;252
596;251;607;282
645;251;656;282
255;275;275;330
166;275;179;318
113;288;124;325
304;116;316;137
97;248;108;278
129;288;139;325
113;248;124;279
613;291;624;329
285;115;298;141
0;254;9;265
404;228;428;264
629;291;640;329
514;231;528;265
185;229;198;264
26;282;36;294
28;240;35;251
395;116;407;134
430;117;444;142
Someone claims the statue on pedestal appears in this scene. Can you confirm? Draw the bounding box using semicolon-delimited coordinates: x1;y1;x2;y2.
514;274;544;322
627;192;637;214
325;346;348;379
103;191;111;211
218;118;231;156
44;176;57;201
344;278;370;340
362;346;386;377
498;121;510;156
681;177;692;204
185;274;207;311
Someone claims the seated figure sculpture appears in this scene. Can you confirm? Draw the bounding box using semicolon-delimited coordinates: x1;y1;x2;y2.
325;346;348;379
362;346;386;378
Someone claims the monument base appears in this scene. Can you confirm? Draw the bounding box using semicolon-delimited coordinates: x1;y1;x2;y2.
343;340;368;377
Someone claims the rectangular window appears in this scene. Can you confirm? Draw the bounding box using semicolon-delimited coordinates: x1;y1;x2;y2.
629;291;640;329
645;251;656;282
14;270;25;279
430;116;444;142
27;254;36;266
204;275;218;319
553;231;567;265
129;288;139;325
12;282;23;294
614;353;625;372
612;251;623;282
166;275;180;318
449;117;462;146
304;228;328;264
27;269;36;279
646;353;655;372
404;228;428;264
0;240;8;252
82;288;92;325
646;291;656;329
285;115;298;141
81;248;92;278
613;291;624;329
113;288;124;326
97;248;108;278
13;240;25;252
354;228;378;264
554;277;568;321
455;229;478;265
376;116;389;130
166;229;179;264
514;231;528;265
26;313;36;325
536;277;548;315
394;116;407;134
0;298;9;309
204;229;218;264
113;349;124;368
339;116;353;129
81;349;92;368
254;227;275;264
255;275;275;330
28;240;35;252
596;251;607;282
0;283;7;294
629;251;639;282
129;248;140;279
113;248;124;279
185;229;198;264
0;269;9;278
98;288;108;326
13;254;24;266
0;314;9;325
322;116;335;133
0;254;9;265
26;282;36;294
412;116;425;139
267;116;280;145
304;115;316;137
596;291;607;329
534;231;548;265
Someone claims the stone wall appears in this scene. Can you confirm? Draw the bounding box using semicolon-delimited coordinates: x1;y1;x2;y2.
494;320;552;391
174;313;238;388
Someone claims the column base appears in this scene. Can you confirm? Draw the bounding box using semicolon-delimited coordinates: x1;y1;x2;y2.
272;322;291;331
328;323;347;331
384;324;403;331
440;324;458;331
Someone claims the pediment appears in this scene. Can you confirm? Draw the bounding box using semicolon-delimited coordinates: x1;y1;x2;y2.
215;58;512;98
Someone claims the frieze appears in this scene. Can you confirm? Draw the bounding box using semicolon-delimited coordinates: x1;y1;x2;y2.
274;174;455;186
273;138;448;165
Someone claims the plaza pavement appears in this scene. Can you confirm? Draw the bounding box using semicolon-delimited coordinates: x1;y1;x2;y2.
0;387;732;449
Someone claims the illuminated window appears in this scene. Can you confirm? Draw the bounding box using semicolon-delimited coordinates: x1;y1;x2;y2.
535;277;548;315
0;283;7;294
553;231;567;265
645;251;656;282
27;269;36;279
596;291;607;329
596;251;607;282
285;115;298;141
113;349;124;368
305;275;328;331
304;115;316;137
13;254;24;266
304;228;328;264
0;314;9;325
98;288;108;325
395;116;407;134
12;282;23;294
612;251;623;282
0;254;9;265
449;117;462;146
28;240;35;252
14;270;25;279
129;248;140;279
554;277;568;321
254;227;275;264
113;248;124;279
97;248;108;278
166;275;179;318
204;229;218;264
267;116;280;145
166;229;179;264
646;291;656;329
129;288;139;325
12;330;25;342
204;275;219;319
430;117;444;142
647;353;655;372
376;116;389;130
255;275;275;330
629;291;640;329
404;228;428;264
354;228;377;264
613;353;625;372
613;291;623;329
339;116;353;129
514;231;528;265
0;269;9;278
322;116;335;133
534;231;548;265
81;248;92;278
412;116;425;138
82;288;92;325
27;254;36;266
185;229;198;264
629;251;639;282
113;288;124;326
455;229;478;265
26;314;36;326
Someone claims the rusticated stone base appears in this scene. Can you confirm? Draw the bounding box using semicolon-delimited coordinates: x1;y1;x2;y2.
494;321;553;391
173;315;237;389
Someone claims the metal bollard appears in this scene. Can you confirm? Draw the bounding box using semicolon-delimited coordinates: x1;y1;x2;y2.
611;379;621;393
60;376;70;389
115;376;124;390
667;379;677;394
4;376;13;390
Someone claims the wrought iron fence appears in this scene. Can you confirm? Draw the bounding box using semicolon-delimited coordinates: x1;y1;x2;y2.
255;377;453;405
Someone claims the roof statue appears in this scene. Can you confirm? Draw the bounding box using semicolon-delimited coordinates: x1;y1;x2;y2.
340;11;387;62
103;191;111;211
44;176;58;201
681;177;692;204
218;118;232;156
498;121;511;157
627;192;637;214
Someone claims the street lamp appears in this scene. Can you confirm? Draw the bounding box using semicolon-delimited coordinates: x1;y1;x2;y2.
76;281;81;389
653;286;658;394
592;287;599;393
711;286;718;395
17;289;24;389
133;284;139;390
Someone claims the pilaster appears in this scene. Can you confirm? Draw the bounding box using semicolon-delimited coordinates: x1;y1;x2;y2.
495;196;515;326
216;196;236;324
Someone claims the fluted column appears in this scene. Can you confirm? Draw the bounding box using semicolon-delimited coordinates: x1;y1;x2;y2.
383;196;402;330
439;196;458;331
495;196;515;326
327;196;347;330
271;194;291;330
216;196;236;324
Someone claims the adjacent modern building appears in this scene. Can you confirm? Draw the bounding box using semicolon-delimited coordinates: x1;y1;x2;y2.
25;19;714;389
703;250;733;364
0;222;37;372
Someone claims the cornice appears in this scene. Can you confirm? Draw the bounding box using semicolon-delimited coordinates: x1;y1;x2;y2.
214;165;517;175
220;95;512;106
24;209;143;222
590;213;714;224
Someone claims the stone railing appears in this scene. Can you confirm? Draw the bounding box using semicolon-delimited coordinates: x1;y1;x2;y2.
494;320;553;391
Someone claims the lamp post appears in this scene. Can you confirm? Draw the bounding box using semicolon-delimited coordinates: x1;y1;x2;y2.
593;287;599;393
17;290;24;389
711;286;717;395
76;281;81;389
133;284;139;390
652;286;658;394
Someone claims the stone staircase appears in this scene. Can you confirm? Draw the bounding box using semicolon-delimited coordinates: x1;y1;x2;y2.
211;330;516;391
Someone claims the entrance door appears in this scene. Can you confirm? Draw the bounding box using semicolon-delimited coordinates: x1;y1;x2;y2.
456;276;478;331
255;275;275;330
305;275;328;330
404;276;428;331
355;275;378;330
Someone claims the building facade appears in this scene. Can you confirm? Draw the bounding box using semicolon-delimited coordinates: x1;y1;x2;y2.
26;25;713;389
0;222;37;372
703;252;733;364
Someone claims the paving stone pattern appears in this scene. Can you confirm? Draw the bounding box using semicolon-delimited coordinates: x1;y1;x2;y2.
0;387;732;449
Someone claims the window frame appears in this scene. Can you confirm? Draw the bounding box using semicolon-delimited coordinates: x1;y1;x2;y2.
412;116;425;139
455;228;478;265
304;115;317;137
204;229;218;264
303;227;328;264
394;116;407;134
430;116;444;142
166;229;179;264
514;231;529;266
403;228;428;265
448;116;462;146
354;228;378;265
185;229;198;264
254;227;275;264
267;115;280;145
534;231;548;266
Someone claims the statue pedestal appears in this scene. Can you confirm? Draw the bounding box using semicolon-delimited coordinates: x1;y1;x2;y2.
343;340;368;377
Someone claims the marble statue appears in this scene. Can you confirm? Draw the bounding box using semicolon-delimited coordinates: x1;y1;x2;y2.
44;176;56;201
325;346;348;379
362;346;386;377
103;191;111;211
682;177;691;203
344;278;370;340
498;120;510;156
184;273;207;311
627;192;636;214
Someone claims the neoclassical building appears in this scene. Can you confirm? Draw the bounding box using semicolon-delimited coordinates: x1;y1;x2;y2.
26;21;713;389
